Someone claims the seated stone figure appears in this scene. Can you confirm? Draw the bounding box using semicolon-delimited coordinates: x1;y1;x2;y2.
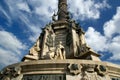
24;39;40;61
48;41;66;60
30;41;40;56
48;47;56;59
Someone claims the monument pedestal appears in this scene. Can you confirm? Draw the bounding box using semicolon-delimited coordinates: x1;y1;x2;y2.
1;60;120;80
1;0;120;80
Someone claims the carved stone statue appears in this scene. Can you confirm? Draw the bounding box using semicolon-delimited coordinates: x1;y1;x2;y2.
48;47;56;59
26;39;40;59
46;24;55;51
23;38;41;61
52;13;57;21
55;41;66;59
29;39;40;56
47;41;66;60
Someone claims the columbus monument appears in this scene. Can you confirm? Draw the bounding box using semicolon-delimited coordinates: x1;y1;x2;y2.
0;0;120;80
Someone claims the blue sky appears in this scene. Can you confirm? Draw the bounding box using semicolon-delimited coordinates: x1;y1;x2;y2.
0;0;120;70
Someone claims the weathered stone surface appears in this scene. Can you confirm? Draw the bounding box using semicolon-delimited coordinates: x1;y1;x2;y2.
0;66;22;80
1;60;120;80
22;74;66;80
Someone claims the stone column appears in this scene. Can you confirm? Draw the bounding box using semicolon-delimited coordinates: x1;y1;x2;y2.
58;0;68;21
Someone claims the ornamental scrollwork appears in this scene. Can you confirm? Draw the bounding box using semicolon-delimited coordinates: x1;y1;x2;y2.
68;63;82;75
95;65;108;76
80;64;108;80
0;66;21;80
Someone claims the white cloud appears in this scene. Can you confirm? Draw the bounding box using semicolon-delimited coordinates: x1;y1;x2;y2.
85;27;107;52
0;6;12;25
108;36;120;60
0;49;19;67
28;25;41;42
17;2;30;12
0;31;26;53
0;30;26;69
85;7;120;61
17;14;42;42
103;7;120;60
0;0;110;43
35;0;58;21
1;0;58;42
68;0;110;20
104;7;120;38
85;27;120;61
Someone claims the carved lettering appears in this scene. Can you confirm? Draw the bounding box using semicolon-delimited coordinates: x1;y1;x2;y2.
38;76;48;80
22;74;66;80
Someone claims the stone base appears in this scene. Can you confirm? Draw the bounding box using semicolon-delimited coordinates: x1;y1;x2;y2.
0;60;120;80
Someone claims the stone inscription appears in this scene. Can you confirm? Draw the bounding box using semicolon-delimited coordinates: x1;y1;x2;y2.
22;74;66;80
55;30;66;46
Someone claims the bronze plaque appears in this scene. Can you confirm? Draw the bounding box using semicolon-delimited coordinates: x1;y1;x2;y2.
22;74;66;80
